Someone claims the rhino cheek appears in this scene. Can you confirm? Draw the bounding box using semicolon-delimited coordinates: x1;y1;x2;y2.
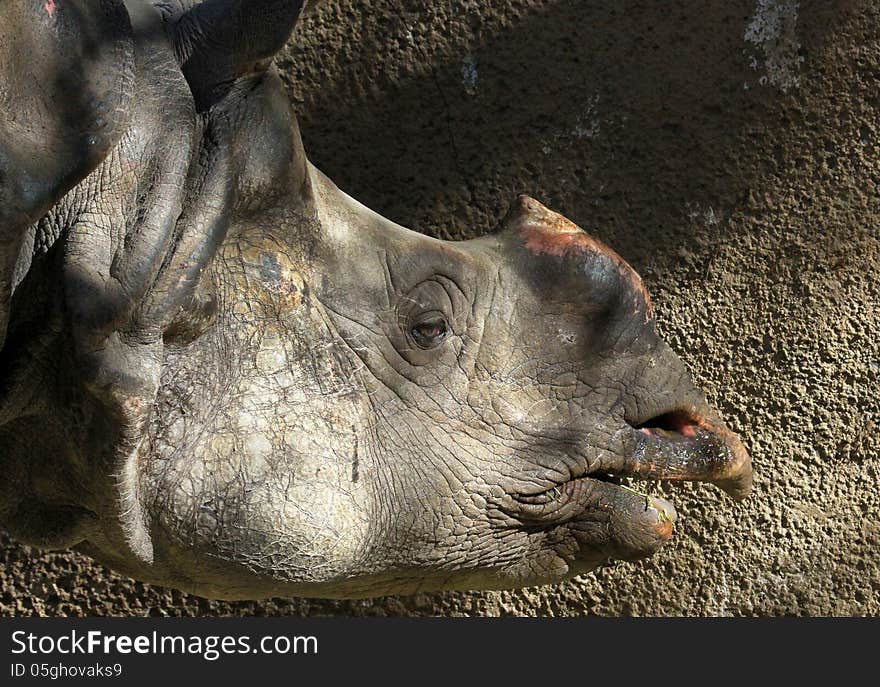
146;434;372;586
139;239;381;591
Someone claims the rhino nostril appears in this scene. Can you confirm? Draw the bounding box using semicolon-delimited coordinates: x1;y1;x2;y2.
630;409;701;438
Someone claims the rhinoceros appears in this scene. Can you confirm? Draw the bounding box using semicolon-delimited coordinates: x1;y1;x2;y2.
0;0;752;599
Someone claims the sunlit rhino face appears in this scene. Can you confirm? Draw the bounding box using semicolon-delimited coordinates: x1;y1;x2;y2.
134;182;751;598
0;0;751;599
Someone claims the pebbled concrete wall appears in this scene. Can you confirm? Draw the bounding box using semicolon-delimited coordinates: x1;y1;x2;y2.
2;0;877;616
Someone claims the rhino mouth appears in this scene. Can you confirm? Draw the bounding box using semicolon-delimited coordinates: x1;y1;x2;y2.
504;406;750;564
625;406;752;501
512;407;752;509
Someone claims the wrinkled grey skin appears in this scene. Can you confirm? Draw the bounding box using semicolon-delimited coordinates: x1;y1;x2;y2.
0;0;752;599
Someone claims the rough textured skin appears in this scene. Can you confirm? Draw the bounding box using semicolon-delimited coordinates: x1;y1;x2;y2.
1;0;877;615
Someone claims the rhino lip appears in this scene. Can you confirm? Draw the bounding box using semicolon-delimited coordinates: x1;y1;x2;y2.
510;406;752;517
502;405;752;562
623;406;753;501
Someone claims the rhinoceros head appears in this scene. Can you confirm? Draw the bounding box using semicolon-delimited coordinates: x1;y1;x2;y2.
0;0;751;598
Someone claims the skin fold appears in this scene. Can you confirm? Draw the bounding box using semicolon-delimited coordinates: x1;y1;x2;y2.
0;0;752;599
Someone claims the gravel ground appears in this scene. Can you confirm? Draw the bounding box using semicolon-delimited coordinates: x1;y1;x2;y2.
2;0;877;616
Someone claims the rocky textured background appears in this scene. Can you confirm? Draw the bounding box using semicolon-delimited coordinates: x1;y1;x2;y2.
1;0;877;616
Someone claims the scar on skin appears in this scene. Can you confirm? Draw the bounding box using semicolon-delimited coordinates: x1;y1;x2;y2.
45;0;57;16
512;195;653;316
238;246;305;309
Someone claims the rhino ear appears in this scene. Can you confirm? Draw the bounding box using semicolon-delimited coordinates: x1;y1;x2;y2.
168;0;307;109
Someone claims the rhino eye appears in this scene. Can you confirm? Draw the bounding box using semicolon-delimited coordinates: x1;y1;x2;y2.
410;315;449;349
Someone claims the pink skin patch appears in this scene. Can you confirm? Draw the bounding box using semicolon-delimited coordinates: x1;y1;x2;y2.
45;0;57;16
522;226;607;258
639;415;699;438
